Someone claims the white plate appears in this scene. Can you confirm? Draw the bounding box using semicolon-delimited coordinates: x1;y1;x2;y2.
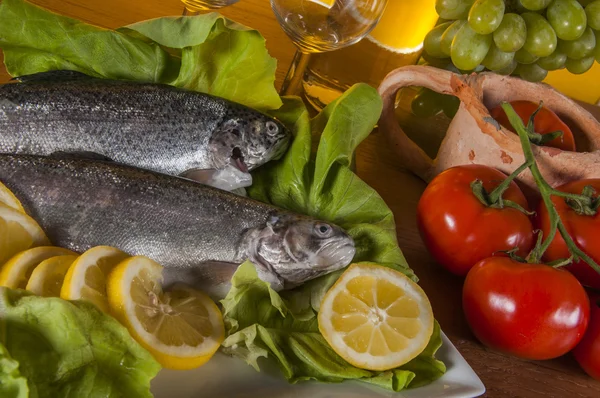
151;332;486;398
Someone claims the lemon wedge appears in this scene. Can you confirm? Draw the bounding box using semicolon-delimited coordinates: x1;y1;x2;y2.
0;246;77;289
0;181;26;213
61;246;130;313
318;263;434;371
26;254;79;297
0;204;50;266
107;256;225;370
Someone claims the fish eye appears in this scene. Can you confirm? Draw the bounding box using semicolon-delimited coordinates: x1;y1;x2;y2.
315;223;332;237
266;121;279;136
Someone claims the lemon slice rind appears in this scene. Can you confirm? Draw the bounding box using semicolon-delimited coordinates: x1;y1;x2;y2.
318;263;434;371
60;245;129;312
0;246;77;289
107;256;225;370
26;254;79;297
0;182;26;213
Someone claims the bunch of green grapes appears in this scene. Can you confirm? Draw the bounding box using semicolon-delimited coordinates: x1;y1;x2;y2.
423;0;600;83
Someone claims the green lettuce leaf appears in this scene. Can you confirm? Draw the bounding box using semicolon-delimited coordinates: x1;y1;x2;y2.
0;342;28;398
0;0;445;391
221;262;446;391
0;0;281;111
0;288;161;398
223;84;445;391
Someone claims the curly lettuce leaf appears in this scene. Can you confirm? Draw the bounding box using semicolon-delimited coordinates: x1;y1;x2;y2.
221;262;446;391
0;0;281;110
0;288;161;398
0;342;28;398
252;83;414;281
0;1;444;391
225;84;445;391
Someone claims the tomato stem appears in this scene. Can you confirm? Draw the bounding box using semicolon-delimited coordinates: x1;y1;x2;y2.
501;102;600;275
524;102;564;146
470;162;534;215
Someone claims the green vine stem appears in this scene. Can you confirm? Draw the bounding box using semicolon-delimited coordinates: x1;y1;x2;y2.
501;102;600;274
470;161;534;215
523;101;565;147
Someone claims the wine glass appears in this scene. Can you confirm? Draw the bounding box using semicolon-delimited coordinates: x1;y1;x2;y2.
181;0;241;16
271;0;388;95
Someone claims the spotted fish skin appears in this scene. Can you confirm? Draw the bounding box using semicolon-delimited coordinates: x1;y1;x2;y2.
0;154;356;291
0;71;291;186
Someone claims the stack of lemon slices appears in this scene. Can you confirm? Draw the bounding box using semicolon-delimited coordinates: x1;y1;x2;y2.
0;182;224;370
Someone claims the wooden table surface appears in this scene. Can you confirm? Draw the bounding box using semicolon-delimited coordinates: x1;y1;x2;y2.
2;1;600;397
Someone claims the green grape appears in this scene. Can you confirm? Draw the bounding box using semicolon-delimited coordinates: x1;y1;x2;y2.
537;50;568;69
482;44;516;70
586;1;600;30
451;24;493;70
495;59;518;74
515;47;540;63
441;95;461;118
515;62;549;82
411;88;443;118
468;0;506;35
522;12;558;57
558;27;597;59
424;22;453;58
421;52;454;68
519;0;552;10
594;29;600;61
441;20;467;57
578;0;595;6
436;0;475;19
547;0;587;40
493;13;527;52
565;55;596;73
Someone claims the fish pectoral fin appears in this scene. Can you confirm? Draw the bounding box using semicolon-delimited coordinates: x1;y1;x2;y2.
12;70;94;83
49;151;114;162
179;169;219;183
161;261;240;302
181;167;253;192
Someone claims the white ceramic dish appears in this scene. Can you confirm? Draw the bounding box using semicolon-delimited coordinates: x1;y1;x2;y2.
151;332;486;398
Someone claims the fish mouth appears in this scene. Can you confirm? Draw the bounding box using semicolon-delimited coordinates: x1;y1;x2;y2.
316;240;356;270
231;147;249;173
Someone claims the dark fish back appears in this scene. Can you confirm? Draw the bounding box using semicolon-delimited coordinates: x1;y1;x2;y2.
0;154;278;268
0;75;231;174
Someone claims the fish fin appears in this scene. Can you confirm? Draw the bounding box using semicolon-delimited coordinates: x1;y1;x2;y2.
181;167;253;192
12;70;94;83
49;151;114;162
161;261;240;302
179;169;219;184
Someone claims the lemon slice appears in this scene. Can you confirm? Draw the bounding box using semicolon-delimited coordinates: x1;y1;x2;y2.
107;256;225;370
61;246;129;313
0;204;50;266
0;246;77;289
318;263;434;371
26;254;79;297
0;181;26;213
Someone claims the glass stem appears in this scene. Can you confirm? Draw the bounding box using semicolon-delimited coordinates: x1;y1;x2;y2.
280;50;312;96
182;6;200;16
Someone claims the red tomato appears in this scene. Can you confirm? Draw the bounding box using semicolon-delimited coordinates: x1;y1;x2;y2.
463;257;590;360
573;293;600;380
417;165;534;276
490;100;576;151
534;179;600;289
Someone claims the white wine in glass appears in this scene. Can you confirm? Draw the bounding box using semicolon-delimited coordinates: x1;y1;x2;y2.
271;0;388;95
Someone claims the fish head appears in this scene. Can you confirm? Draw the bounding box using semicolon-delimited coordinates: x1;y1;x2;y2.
247;214;356;289
209;112;291;173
